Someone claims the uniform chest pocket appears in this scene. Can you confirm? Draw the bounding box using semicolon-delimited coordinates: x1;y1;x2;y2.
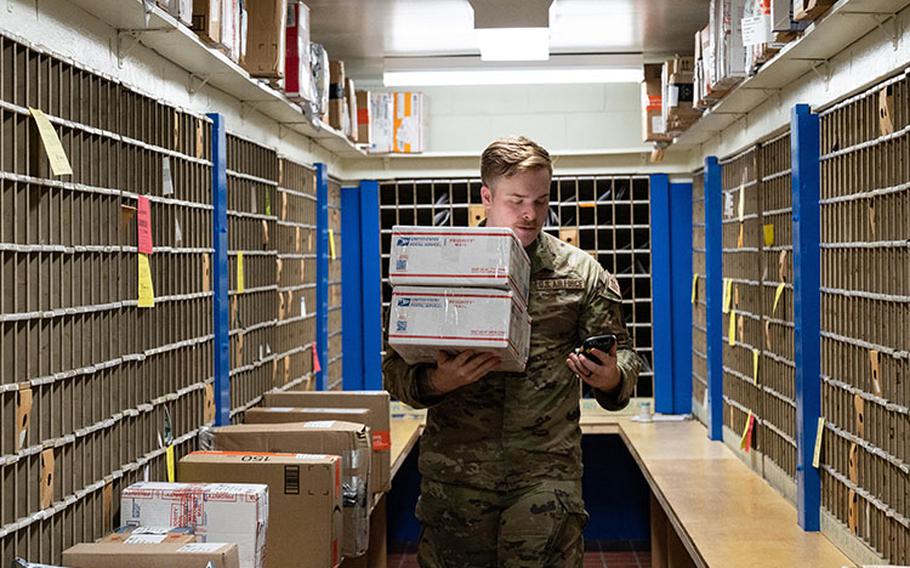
528;279;584;342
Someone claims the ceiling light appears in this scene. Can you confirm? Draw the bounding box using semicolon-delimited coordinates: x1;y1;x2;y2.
383;67;643;87
476;27;550;61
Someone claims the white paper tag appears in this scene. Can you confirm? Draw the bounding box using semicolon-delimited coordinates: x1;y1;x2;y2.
300;297;307;317
270;407;296;413
651;115;665;134
175;217;183;245
668;85;680;108
741;15;772;47
124;534;168;544
179;543;226;553
302;420;338;429
724;191;735;218
162;157;174;195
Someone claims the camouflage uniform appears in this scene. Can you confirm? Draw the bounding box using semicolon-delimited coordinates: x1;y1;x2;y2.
383;231;642;567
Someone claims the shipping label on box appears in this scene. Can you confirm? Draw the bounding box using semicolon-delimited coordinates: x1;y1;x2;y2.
389;286;531;373
389;225;531;304
393;92;424;153
120;481;268;568
180;452;343;568
284;1;312;101
370;92;394;153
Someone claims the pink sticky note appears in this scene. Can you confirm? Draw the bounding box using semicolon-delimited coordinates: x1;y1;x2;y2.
137;196;153;254
312;343;322;374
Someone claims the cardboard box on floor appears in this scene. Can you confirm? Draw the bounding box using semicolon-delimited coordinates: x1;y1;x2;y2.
244;407;382;494
120;482;268;568
389;225;531;304
63;542;240;568
180;451;343;568
99;526;196;545
262;390;392;492
389;286;532;373
243;0;287;78
213;421;371;558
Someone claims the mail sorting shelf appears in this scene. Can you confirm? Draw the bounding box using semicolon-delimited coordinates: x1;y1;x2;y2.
818;69;910;564
273;158;318;392
326;177;343;391
719;146;763;454
0;32;213;564
225;132;279;421
691;170;708;424
378;175;655;398
757;131;797;495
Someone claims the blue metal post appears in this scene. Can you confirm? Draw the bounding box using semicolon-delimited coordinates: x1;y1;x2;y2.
208;112;230;426
649;174;674;414
669;181;693;414
791;103;821;531
359;180;383;391
315;163;330;390
341;185;364;390
704;156;724;440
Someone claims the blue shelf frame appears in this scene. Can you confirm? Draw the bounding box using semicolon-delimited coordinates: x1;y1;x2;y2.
208;112;230;426
791;103;821;531
315;163;330;390
341;184;364;390
359;180;383;391
704;156;724;441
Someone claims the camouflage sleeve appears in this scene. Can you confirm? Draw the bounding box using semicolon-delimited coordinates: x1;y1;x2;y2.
381;307;445;409
578;263;642;411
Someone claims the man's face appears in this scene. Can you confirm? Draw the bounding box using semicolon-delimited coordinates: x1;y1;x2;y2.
481;169;551;248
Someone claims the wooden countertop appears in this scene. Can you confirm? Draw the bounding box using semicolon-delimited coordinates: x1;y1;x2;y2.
389;401;855;568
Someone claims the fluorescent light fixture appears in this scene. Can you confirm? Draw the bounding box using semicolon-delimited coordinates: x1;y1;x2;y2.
476;27;549;61
383;67;643;87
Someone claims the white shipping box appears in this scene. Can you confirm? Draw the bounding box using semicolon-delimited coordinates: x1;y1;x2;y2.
370;92;394;153
713;0;748;89
393;92;424;153
388;286;531;373
389;225;531;304
120;482;268;568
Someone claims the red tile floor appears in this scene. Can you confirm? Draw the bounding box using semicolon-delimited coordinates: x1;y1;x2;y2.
388;540;652;568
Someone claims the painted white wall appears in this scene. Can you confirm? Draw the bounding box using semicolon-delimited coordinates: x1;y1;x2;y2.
1;0;343;173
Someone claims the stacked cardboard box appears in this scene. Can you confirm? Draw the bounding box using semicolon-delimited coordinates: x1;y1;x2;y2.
180;451;343;568
387;226;532;372
661;56;702;137
793;0;835;22
356;90;372;144
120;481;269;568
63;543;240;568
284;1;312;102
328;60;346;130
369;92;394;153
192;0;246;63
393;92;425;153
212;421;372;558
99;526;197;544
243;0;287;78
641;63;672;143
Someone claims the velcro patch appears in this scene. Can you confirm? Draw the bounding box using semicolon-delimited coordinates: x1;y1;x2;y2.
533;278;585;291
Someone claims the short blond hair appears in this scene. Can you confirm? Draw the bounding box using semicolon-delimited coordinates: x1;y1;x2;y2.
480;136;552;189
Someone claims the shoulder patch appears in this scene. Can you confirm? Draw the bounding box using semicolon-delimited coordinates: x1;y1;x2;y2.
532;278;585;291
606;273;622;298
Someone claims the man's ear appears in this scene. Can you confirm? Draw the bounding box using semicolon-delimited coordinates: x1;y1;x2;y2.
481;185;494;207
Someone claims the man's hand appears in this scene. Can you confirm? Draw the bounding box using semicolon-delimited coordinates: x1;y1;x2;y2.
566;345;621;393
422;350;501;396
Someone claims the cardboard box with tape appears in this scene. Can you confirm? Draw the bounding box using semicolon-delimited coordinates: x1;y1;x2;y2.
328;60;346;130
99;526;196;545
389;225;531;304
346;78;358;141
642;63;671;143
120;482;268;568
388;286;532;373
261;391;392;493
192;0;222;46
393;91;424;153
179;451;343;568
284;1;312;102
243;0;287;77
63;542;240;568
356;90;372;145
213;421;371;558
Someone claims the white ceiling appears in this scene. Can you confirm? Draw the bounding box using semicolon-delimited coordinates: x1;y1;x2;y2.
307;0;710;62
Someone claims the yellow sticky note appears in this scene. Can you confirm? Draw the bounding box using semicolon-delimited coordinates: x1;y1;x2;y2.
738;183;745;222
691;273;699;304
728;311;737;346
722;279;733;314
166;445;175;482
812;417;825;468
329;229;337;260
237;252;245;293
29;107;73;176
763;224;775;247
138;254;155;308
773;282;786;314
752;348;759;384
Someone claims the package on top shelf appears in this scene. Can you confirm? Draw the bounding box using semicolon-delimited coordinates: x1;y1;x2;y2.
120;481;269;568
369;92;394;153
177;0;193;25
641;63;672;142
712;0;748;90
742;0;782;74
62;543;241;568
393;92;424;153
793;0;835;21
770;0;805;38
328;59;346;129
156;0;179;19
179;451;343;568
284;1;312;102
356;90;372;145
309;42;330;117
192;0;222;46
346;77;358;141
388;286;532;373
243;0;287;78
220;0;236;59
661;56;701;136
